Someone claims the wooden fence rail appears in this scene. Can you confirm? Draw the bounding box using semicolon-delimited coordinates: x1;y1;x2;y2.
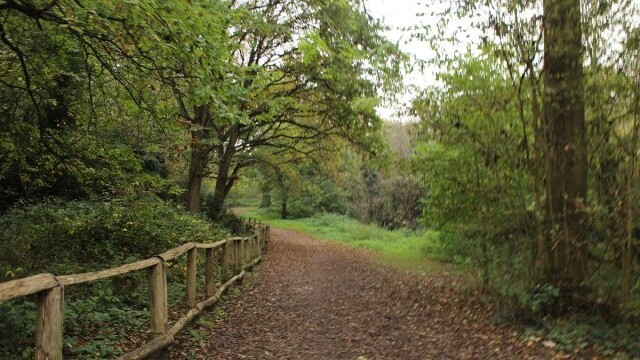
0;221;270;360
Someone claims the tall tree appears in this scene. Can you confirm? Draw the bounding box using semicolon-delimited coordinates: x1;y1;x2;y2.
416;0;640;312
543;0;588;290
180;0;403;217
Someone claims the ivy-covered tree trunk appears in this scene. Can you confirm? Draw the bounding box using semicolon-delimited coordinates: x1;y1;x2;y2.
542;0;588;291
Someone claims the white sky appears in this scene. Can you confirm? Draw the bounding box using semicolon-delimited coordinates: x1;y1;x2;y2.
366;0;440;120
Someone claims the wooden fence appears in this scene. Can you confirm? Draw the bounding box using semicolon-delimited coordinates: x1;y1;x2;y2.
0;219;270;360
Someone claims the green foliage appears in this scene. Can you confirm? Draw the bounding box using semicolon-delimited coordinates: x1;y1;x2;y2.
280;168;349;219
527;285;561;315
251;141;426;228
348;168;426;229
224;179;263;208
412;54;535;300
0;300;36;359
0;280;150;359
176;0;405;218
0;196;227;276
247;209;445;270
0;195;229;359
0;0;196;211
524;316;640;359
63;289;148;358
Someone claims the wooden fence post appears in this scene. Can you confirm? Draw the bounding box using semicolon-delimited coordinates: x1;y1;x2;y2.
148;262;168;359
245;237;254;271
244;237;251;264
252;235;256;257
205;248;215;298
255;229;260;252
259;230;264;251
35;285;63;360
231;240;237;272
234;239;243;275
253;235;259;258
186;247;197;308
221;240;230;283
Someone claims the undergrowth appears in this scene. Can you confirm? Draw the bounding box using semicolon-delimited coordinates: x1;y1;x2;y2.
0;196;231;359
523;316;640;359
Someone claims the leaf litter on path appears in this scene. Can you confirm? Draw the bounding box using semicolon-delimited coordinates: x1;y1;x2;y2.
171;228;569;359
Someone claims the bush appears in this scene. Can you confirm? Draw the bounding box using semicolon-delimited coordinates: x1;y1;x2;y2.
0;299;36;359
0;196;227;277
348;170;426;230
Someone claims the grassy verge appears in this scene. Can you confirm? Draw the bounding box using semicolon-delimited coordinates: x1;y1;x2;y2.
244;209;448;271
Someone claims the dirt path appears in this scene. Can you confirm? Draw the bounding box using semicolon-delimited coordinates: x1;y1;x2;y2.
175;228;564;359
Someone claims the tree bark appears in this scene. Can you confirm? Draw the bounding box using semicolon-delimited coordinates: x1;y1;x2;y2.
622;95;639;304
543;0;588;289
186;144;206;213
528;67;550;282
185;105;211;213
209;161;230;219
208;128;240;220
281;196;288;219
260;189;271;208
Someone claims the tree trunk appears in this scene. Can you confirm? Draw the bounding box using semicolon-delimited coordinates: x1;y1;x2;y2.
260;190;271;208
186;147;205;213
281;196;288;219
208;128;240;220
622;95;639;304
209;161;231;219
529;67;550;282
543;0;588;290
185;105;211;213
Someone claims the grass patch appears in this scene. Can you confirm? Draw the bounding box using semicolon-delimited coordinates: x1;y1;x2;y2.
245;209;446;271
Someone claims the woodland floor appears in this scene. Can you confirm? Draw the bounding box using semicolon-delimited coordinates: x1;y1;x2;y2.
170;228;570;360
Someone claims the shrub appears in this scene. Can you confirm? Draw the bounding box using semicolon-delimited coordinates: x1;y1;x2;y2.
0;196;227;277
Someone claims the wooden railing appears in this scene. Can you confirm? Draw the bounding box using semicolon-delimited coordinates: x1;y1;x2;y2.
0;221;270;360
